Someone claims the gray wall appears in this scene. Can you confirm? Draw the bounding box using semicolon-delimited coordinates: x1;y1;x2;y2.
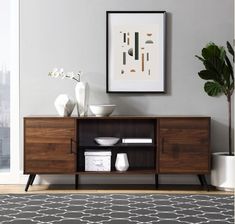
20;0;233;184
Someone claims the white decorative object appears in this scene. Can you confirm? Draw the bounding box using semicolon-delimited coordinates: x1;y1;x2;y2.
48;68;89;116
54;94;75;117
89;104;116;117
211;152;235;191
122;138;152;143
85;151;112;171
95;137;119;146
48;68;81;82
115;153;129;172
75;82;89;116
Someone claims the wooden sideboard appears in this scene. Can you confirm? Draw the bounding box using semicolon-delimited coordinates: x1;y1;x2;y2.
24;116;210;191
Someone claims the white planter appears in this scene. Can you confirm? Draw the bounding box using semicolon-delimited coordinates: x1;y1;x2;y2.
115;153;129;172
75;82;89;116
211;152;235;191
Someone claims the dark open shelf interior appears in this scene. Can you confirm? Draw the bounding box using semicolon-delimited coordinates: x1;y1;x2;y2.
77;118;157;173
79;143;156;148
76;169;156;174
78;118;156;143
77;148;156;172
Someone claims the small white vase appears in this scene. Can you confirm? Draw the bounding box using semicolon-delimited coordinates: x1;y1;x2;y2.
75;82;89;116
54;94;75;117
115;153;129;172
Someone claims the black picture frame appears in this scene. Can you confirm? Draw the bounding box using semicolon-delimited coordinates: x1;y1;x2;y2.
106;11;166;93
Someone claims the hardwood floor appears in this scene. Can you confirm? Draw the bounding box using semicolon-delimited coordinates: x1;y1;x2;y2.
0;184;233;194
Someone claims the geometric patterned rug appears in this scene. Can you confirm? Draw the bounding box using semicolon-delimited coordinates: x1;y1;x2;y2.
0;194;234;223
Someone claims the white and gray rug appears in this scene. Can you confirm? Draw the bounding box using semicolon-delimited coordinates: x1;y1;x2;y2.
0;194;234;223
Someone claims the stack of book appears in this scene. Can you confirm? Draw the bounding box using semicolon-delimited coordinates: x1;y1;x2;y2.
122;138;152;144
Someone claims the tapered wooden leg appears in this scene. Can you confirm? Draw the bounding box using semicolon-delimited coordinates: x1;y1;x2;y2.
25;174;35;192
155;174;158;189
75;174;79;189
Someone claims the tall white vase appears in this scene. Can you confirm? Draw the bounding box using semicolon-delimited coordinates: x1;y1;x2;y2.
75;82;89;116
115;153;129;172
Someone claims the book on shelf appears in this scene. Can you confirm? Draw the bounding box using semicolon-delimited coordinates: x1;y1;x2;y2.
122;138;152;144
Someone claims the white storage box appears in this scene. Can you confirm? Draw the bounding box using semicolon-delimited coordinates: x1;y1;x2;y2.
85;151;112;171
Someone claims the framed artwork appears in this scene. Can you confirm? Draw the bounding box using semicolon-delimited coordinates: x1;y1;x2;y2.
106;11;166;93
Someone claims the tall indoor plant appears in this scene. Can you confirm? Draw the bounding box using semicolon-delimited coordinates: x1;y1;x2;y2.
196;42;234;190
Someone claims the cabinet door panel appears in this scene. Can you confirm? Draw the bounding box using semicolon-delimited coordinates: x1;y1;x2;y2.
25;159;75;173
25;128;75;144
159;143;209;172
159;118;210;173
160;118;209;129
160;129;209;145
25;119;75;128
24;118;76;174
25;143;72;160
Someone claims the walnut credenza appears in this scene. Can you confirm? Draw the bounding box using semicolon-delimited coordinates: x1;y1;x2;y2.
24;116;211;191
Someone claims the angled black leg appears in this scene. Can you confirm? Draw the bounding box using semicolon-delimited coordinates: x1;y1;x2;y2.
25;174;34;192
197;175;204;186
155;174;158;189
30;174;36;186
75;174;79;189
201;175;209;191
198;174;209;191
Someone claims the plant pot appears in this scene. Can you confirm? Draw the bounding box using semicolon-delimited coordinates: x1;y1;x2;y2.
211;152;235;191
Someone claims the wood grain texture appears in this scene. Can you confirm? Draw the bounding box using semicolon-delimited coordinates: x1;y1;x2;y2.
158;118;210;174
25;159;75;174
23;116;211;178
25;118;75;128
24;118;76;174
159;117;210;130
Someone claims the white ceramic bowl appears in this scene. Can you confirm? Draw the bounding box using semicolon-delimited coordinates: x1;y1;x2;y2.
89;104;116;117
95;137;120;146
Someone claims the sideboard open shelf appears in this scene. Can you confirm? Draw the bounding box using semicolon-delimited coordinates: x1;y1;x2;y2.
24;116;210;191
77;118;156;176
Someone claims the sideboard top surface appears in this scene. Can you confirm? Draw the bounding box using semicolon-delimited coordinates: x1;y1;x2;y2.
24;115;211;120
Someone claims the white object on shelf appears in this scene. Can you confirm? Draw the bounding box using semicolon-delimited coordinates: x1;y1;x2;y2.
85;151;112;171
54;94;75;117
89;104;116;117
75;81;89;116
122;138;152;143
115;153;129;172
95;137;119;146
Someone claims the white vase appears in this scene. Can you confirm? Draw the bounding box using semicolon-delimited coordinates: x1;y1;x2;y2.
75;82;89;116
115;153;129;172
211;152;235;191
54;94;75;117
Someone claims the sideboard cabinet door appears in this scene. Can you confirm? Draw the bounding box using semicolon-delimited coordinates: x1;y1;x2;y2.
159;118;210;173
24;118;76;174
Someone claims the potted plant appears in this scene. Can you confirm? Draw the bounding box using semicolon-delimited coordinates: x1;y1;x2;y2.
196;41;234;191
